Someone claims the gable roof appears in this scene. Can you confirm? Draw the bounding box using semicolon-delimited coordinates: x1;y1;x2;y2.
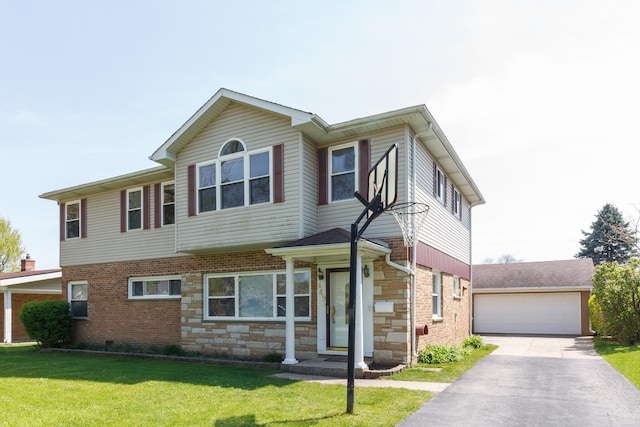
149;88;484;207
473;259;594;292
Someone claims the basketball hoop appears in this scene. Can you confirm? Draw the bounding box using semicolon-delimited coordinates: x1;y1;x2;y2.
386;202;429;248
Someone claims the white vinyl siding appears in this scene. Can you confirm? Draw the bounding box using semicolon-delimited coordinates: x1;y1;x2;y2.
319;126;407;237
414;138;471;263
60;187;181;266
176;103;302;251
301;135;318;237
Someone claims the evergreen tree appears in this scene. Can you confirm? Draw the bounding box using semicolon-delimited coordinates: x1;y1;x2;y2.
576;203;637;264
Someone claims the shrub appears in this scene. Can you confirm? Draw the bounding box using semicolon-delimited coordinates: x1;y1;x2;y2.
19;300;73;348
162;344;185;356
463;335;484;349
418;344;466;364
591;259;640;344
263;352;284;363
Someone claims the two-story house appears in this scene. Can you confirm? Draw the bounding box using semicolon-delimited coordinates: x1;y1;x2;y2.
40;88;484;367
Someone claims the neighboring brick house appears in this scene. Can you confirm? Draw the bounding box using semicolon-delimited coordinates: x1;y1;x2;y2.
40;88;484;366
1;256;62;343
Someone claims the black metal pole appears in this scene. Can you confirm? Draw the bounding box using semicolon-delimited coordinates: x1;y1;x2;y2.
346;222;358;414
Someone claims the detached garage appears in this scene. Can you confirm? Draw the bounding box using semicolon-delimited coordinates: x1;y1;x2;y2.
472;259;594;336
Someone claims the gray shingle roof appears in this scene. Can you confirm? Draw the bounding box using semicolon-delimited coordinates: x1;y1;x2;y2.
472;259;594;290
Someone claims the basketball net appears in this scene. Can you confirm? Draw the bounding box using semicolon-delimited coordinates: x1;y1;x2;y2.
388;202;429;248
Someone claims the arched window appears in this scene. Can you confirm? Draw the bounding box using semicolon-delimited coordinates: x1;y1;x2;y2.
196;139;272;212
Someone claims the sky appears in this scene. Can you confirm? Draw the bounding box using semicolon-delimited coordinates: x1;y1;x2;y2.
2;0;640;269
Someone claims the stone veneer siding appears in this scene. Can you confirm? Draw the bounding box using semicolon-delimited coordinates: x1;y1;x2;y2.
62;251;315;359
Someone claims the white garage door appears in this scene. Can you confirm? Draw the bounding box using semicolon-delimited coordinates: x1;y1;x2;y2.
474;292;581;335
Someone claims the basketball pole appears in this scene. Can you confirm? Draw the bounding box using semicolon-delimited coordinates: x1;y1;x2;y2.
347;191;383;414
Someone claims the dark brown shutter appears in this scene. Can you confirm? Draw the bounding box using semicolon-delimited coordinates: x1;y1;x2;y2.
188;165;196;216
154;183;161;228
120;190;127;233
143;185;150;230
273;144;284;203
318;147;328;205
80;198;87;238
451;184;455;213
59;202;66;241
358;139;370;194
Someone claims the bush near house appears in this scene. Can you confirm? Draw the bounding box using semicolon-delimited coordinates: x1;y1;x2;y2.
590;259;640;344
419;335;485;364
19;300;73;347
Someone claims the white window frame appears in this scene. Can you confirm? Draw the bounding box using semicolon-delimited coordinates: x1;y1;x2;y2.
126;187;143;230
162;181;175;226
68;281;88;319
453;276;461;298
452;187;461;218
203;269;311;321
128;275;182;300
435;167;445;203
65;200;81;239
432;271;442;319
196;139;272;213
329;142;358;203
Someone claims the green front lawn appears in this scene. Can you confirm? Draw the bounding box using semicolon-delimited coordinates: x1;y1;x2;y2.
594;337;640;389
0;344;428;426
390;344;498;383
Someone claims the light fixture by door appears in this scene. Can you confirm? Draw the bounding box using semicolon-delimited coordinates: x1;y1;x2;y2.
363;264;370;278
318;268;324;280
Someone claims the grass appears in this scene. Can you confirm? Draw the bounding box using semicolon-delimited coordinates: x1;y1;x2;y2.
594;337;640;389
0;344;428;426
390;344;498;383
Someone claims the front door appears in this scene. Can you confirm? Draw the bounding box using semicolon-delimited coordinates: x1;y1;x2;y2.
326;268;350;349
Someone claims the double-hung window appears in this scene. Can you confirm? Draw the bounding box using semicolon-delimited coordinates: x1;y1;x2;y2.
432;271;442;319
197;139;271;213
452;187;461;218
329;144;356;202
69;281;88;318
65;201;81;239
435;167;445;203
129;276;181;299
162;182;175;225
453;276;461;298
127;188;143;230
204;270;310;320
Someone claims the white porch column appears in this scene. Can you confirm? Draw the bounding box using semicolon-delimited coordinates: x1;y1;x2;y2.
282;257;298;365
3;289;12;344
354;255;367;369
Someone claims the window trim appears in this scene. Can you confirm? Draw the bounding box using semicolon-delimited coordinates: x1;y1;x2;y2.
161;181;175;226
435;167;445;203
432;271;442;319
196;141;272;213
453;276;461;298
128;275;182;300
68;280;88;319
203;269;311;321
328;142;358;203
126;187;144;231
65;200;82;240
452;186;461;218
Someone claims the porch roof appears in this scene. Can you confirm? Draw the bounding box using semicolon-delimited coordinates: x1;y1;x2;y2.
265;228;391;263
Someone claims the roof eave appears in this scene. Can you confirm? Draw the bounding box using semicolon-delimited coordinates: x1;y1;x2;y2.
40;166;173;201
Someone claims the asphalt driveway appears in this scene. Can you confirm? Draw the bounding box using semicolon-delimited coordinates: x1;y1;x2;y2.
397;336;640;427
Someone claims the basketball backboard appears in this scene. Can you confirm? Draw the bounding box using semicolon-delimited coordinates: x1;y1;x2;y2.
367;143;398;217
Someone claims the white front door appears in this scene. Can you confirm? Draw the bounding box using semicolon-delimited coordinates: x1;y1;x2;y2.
327;269;350;349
